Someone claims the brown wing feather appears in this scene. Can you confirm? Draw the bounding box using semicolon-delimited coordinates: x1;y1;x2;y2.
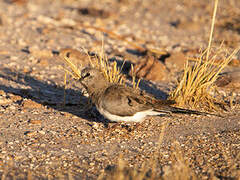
99;85;154;116
98;84;215;117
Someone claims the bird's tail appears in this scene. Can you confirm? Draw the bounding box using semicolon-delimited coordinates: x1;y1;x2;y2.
168;106;211;116
154;100;221;117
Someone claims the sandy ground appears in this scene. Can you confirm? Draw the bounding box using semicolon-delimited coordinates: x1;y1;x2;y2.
0;0;240;179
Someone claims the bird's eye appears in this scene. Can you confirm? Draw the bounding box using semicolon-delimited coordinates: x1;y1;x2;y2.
83;72;90;78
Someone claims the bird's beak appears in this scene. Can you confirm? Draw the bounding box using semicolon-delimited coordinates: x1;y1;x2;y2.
79;76;84;82
79;73;90;82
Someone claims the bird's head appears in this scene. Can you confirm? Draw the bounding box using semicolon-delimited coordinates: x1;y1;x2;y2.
80;67;109;94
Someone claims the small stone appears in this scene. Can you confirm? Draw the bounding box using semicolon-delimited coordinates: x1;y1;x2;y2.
130;55;169;82
40;144;46;147
0;97;12;105
37;58;49;66
38;130;45;135
28;119;42;125
8;106;16;110
0;90;6;96
22;99;43;109
24;131;37;137
228;59;240;67
10;94;22;102
63;112;73;117
216;71;240;88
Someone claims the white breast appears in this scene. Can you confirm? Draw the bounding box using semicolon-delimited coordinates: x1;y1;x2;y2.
97;106;163;123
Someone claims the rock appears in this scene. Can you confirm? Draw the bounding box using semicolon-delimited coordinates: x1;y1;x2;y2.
22;99;43;109
228;59;240;67
37;58;49;66
0;97;12;105
24;131;37;137
130;55;168;82
28;119;42;125
0;90;6;96
216;71;240;89
165;52;187;71
78;7;110;19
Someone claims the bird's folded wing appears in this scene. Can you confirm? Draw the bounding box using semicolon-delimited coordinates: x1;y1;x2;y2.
100;85;153;116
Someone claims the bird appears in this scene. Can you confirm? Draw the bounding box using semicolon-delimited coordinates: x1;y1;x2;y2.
79;67;214;123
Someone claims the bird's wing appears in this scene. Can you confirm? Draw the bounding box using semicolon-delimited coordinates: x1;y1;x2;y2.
99;85;174;116
98;85;218;117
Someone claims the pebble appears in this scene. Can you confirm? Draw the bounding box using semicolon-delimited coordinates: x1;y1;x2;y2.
28;119;42;125
0;97;12;105
38;130;45;135
22;99;43;109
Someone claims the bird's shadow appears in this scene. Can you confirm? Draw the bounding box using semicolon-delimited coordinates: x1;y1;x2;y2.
0;67;108;124
0;64;168;125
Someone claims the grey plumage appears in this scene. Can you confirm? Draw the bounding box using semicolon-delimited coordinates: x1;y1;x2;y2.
79;67;213;122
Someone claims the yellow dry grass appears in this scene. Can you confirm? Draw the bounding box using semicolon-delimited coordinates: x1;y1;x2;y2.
61;44;142;89
169;0;239;110
60;52;82;80
90;46;125;85
169;47;239;110
130;64;141;89
60;38;125;85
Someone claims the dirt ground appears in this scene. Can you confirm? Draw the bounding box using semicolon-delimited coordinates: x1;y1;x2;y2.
0;0;240;179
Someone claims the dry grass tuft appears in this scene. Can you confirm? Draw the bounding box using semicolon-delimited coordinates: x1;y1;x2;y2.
90;46;125;85
61;44;143;89
61;53;81;79
60;45;141;105
60;45;143;106
169;0;240;111
169;47;239;110
60;43;125;85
